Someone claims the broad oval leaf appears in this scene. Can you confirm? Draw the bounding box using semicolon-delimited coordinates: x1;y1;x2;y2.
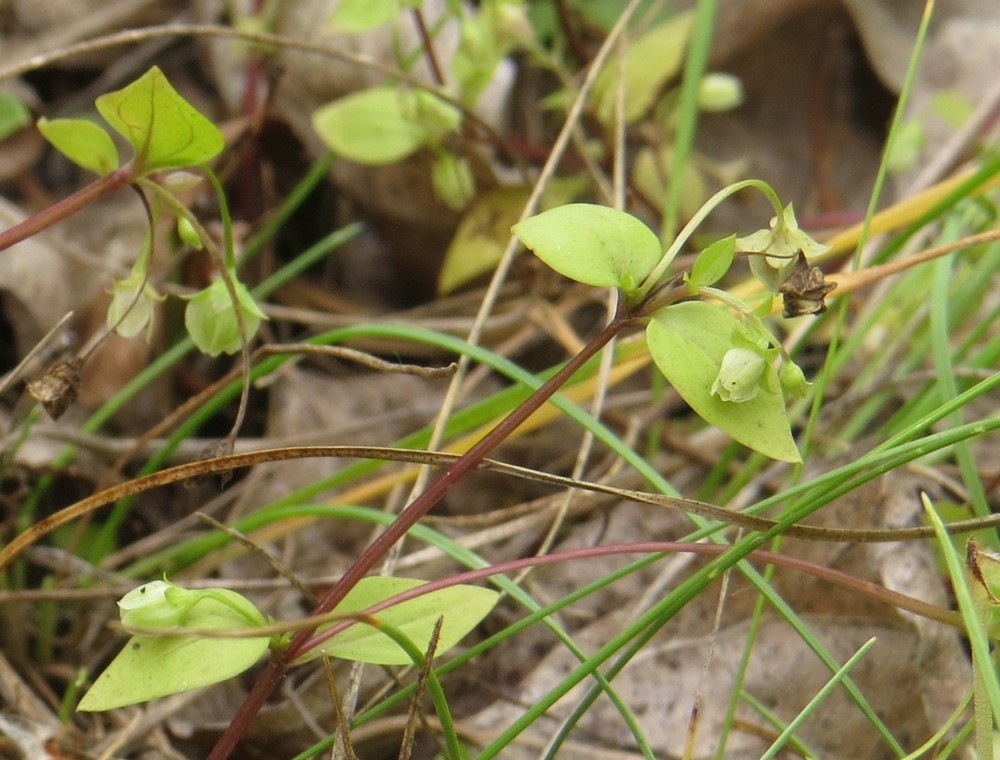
77;634;268;711
646;301;801;462
312;86;459;165
78;590;268;711
311;577;498;665
512;203;661;292
37;117;118;175
95;66;224;173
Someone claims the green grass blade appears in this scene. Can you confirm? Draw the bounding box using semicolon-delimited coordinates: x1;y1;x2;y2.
759;637;877;760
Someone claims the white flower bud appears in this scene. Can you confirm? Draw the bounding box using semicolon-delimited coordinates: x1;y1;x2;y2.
711;346;767;402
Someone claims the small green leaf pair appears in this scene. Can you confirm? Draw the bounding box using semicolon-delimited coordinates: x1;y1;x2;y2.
38;66;223;176
38;67;269;356
78;577;498;711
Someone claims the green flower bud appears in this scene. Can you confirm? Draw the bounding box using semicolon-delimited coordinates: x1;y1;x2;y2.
107;268;165;340
160;171;203;192
118;581;266;632
118;580;197;630
177;216;204;249
184;277;267;357
432;152;475;210
405;90;461;143
698;73;743;112
778;359;811;398
711;346;767;402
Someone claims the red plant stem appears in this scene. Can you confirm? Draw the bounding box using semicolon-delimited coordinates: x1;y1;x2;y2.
206;315;631;760
0;165;134;253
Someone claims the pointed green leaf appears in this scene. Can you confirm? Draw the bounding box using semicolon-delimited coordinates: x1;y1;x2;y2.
313;577;498;665
688;235;735;290
512;203;661;292
37;117;119;175
95;66;224;173
313;86;459;165
78;589;268;711
646;301;800;462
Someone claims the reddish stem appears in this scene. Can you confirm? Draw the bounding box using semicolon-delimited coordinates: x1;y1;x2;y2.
304;540;958;651
206;316;631;759
0;165;135;253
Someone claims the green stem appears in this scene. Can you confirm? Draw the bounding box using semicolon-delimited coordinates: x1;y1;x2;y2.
636;178;782;302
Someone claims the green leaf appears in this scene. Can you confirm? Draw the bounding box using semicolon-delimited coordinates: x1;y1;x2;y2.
37;117;119;175
312;86;460;165
645;302;801;462
451;10;504;103
328;0;400;31
591;11;695;125
95;66;224;173
512;203;661;292
0;93;31;140
78;586;268;711
312;577;498;665
688;235;735;290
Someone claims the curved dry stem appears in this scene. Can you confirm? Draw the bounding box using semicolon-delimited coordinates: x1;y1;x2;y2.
5;444;1000;572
